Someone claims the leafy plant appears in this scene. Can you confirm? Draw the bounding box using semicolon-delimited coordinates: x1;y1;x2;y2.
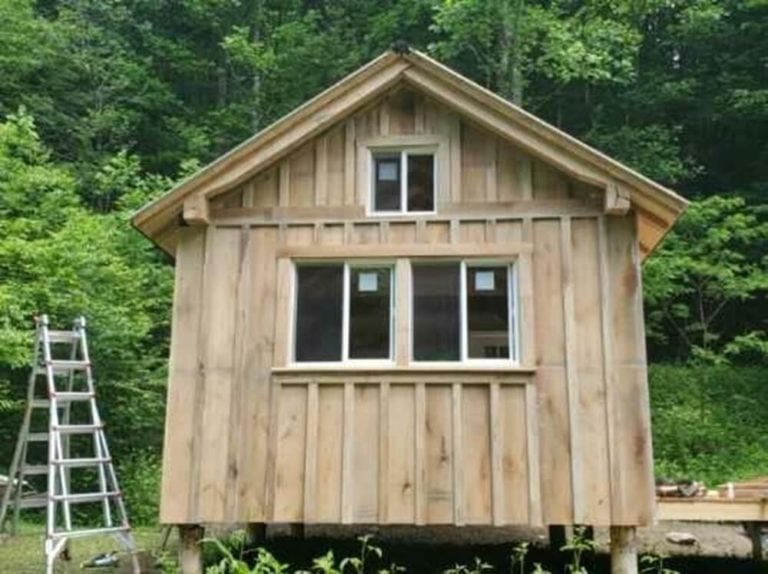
509;542;529;574
443;558;494;574
340;535;383;574
640;554;680;574
560;526;596;574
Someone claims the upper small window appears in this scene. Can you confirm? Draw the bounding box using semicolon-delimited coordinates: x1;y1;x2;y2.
371;150;435;214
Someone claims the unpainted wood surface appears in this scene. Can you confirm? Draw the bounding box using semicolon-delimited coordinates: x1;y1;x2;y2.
161;85;654;527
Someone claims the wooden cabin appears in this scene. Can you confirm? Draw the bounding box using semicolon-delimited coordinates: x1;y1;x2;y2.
132;49;688;572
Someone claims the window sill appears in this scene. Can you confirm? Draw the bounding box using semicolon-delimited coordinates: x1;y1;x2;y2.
272;364;535;375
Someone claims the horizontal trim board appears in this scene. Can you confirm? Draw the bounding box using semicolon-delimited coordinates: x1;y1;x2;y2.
278;242;531;259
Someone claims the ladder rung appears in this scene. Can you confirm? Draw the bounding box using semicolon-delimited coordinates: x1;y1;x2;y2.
52;392;94;402
37;360;89;375
52;491;120;504
53;457;111;468
21;465;49;476
51;525;130;540
17;494;48;509
31;399;50;408
28;432;49;442
54;424;102;434
47;330;80;344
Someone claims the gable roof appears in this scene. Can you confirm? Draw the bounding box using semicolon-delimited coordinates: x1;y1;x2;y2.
132;48;688;257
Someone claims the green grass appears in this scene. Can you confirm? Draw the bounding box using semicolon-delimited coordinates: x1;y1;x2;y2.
0;522;171;573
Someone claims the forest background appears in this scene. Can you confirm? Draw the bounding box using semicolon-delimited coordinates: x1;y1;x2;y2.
0;0;766;525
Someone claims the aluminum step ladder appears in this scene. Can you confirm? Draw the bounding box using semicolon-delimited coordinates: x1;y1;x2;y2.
0;315;140;573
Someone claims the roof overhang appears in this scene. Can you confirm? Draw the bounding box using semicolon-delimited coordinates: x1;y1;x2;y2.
132;49;688;258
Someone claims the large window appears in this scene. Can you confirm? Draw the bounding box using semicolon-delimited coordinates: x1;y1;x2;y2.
412;262;518;363
294;263;393;362
371;149;435;214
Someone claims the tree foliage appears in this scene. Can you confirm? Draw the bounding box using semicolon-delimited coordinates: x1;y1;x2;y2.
0;0;766;518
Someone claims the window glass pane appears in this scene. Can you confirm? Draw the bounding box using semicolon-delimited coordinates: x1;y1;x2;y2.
412;264;460;361
295;265;343;361
373;154;401;211
349;267;391;359
467;266;509;359
407;154;434;212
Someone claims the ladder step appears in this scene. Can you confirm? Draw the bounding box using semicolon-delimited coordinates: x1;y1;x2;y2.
54;424;103;434
52;392;94;402
53;457;111;468
31;399;50;408
17;494;48;509
21;465;49;476
52;491;120;504
37;360;89;375
51;525;130;540
28;432;49;442
47;330;80;344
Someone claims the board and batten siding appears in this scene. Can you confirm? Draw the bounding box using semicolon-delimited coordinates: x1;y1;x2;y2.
159;88;655;527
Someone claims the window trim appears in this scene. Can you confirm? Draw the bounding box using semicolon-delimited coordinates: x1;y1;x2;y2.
410;259;520;366
291;260;396;367
367;146;438;216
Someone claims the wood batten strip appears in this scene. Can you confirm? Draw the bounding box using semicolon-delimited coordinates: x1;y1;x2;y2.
489;382;503;525
344;119;356;205
279;242;531;260
560;217;583;524
263;379;281;522
341;382;355;524
278;160;290;207
303;382;319;523
379;97;391;135
525;383;543;525
486;137;498;203
452;383;464;525
273;258;292;367
518;218;535;368
378;382;390;523
597;217;620;523
395;259;411;367
414;96;425;134
415;382;427;525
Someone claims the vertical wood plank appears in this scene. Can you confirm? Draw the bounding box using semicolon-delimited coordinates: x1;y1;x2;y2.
315;134;328;206
315;385;344;522
573;217;611;525
462;385;492;524
489;382;503;525
533;219;573;525
452;383;464;525
344;119;356;206
518;219;535;368
198;227;240;521
289;142;315;207
499;386;529;524
415;382;427;525
341;382;355;524
273;385;308;521
353;385;380;522
378;381;390;523
395;259;411;367
425;386;453;523
388;385;415;522
273;258;293;367
450;115;462;202
414;95;425;134
560;216;584;524
486;136;498;203
303;382;319;523
525;383;543;525
379;97;390;135
279;160;290;207
326;127;345;206
160;227;206;523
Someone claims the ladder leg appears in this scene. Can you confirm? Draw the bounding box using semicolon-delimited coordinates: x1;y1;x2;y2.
11;440;30;535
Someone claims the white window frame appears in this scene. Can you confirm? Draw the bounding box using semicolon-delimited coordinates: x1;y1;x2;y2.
410;260;520;366
368;147;437;216
291;260;396;366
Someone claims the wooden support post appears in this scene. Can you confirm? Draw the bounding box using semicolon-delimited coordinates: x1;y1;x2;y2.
246;522;267;547
610;526;638;574
744;522;764;560
178;524;204;574
548;525;567;550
